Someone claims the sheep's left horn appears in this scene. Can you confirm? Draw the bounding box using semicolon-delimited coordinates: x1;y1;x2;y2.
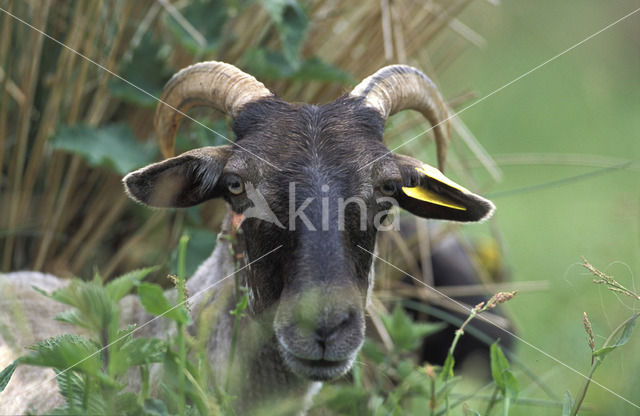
155;61;272;158
350;65;450;170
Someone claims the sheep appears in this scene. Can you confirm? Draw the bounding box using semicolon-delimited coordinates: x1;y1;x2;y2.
0;61;495;414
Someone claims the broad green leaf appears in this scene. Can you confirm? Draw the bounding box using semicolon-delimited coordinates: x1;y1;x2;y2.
54;309;88;328
0;360;17;392
261;0;308;69
106;266;159;301
21;334;102;376
490;342;509;390
138;283;189;324
41;279;118;339
164;0;229;54
49;123;157;175
108;33;171;107
46;280;118;337
593;313;639;359
562;390;575;416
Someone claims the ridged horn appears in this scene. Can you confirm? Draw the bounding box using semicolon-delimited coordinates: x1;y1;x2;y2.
350;65;450;170
155;61;272;158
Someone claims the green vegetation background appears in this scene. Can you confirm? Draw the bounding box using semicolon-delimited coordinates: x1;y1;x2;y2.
441;1;639;414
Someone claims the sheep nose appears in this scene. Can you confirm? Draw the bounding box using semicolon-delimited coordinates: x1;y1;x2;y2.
313;310;355;349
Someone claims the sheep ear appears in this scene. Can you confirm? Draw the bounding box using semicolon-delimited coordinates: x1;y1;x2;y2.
393;154;495;222
123;146;232;208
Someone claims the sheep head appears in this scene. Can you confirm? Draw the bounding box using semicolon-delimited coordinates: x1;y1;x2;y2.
123;62;494;381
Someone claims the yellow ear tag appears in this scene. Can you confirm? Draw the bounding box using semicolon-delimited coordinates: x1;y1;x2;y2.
401;166;468;211
415;165;470;194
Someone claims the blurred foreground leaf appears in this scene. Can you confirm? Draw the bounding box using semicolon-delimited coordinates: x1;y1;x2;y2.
381;304;445;352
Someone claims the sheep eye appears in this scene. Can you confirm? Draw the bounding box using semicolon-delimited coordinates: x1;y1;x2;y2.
226;175;245;195
380;181;397;196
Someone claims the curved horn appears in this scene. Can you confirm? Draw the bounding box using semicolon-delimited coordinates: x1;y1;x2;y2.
350;65;450;170
155;61;272;158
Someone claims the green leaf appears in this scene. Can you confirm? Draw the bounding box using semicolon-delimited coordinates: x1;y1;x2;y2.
261;0;308;69
490;342;509;390
361;339;385;364
396;359;415;380
54;309;88;328
42;279;118;339
108;32;171;107
381;304;445;352
114;392;143;415
291;57;354;83
54;280;118;337
138;283;190;324
164;0;229;54
503;369;519;400
106;266;159;302
562;390;575;416
49;123;158;175
435;375;461;401
243;48;296;78
0;360;18;392
243;48;352;83
593;313;639;359
143;398;170;416
21;334;102;376
319;385;369;414
111;338;167;376
440;354;455;381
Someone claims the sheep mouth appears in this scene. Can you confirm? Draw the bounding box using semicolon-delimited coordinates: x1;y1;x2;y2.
281;349;354;381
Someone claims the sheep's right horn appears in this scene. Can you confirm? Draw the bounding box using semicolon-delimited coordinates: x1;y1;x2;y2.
155;61;272;158
350;65;450;170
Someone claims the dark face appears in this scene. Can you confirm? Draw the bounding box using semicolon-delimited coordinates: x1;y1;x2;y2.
220;96;399;380
123;95;494;382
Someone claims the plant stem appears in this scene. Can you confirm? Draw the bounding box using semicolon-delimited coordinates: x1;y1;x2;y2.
570;313;638;416
176;235;190;416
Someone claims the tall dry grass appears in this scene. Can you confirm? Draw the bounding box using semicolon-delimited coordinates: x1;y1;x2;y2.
0;0;500;283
